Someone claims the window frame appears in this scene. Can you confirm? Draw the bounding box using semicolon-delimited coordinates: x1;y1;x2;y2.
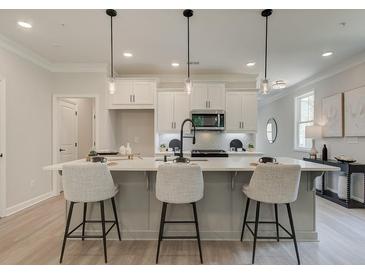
294;91;315;152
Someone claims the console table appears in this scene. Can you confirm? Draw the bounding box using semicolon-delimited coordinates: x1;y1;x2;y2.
303;158;365;208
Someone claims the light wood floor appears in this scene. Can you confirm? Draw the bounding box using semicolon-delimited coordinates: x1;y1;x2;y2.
1;195;365;265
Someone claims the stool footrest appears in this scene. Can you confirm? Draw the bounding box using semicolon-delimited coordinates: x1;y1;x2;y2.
245;221;293;239
66;221;117;238
162;236;198;239
164;220;196;224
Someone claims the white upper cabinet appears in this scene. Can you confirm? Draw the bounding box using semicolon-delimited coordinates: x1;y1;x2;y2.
157;91;190;132
108;79;156;109
190;83;225;110
226;92;257;132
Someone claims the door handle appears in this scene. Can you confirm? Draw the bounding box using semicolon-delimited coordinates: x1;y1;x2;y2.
59;148;66;152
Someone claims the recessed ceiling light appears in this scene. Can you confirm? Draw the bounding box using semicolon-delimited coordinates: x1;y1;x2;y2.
322;52;333;57
246;62;256;67
17;21;32;29
123;52;133;58
171;62;180;67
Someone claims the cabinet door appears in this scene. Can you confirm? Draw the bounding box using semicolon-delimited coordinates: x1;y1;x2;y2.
191;84;208;110
173;92;191;131
207;84;225;110
133;81;154;105
157;92;174;132
226;92;243;131
242;93;257;131
112;80;133;105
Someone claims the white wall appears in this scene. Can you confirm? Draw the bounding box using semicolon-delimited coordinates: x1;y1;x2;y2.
0;47;53;211
52;72;115;150
257;61;365;202
113;110;155;156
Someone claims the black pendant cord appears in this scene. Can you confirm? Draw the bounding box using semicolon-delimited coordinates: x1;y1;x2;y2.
187;16;190;79
110;15;114;79
264;15;268;80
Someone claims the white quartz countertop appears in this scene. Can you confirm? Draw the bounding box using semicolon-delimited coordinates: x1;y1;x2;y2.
44;157;340;172
155;151;263;156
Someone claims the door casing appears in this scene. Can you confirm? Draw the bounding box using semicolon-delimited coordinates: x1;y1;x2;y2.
52;94;100;196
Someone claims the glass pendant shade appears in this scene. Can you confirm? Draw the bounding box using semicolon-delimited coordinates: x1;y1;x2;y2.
185;78;193;94
108;78;116;95
261;79;269;94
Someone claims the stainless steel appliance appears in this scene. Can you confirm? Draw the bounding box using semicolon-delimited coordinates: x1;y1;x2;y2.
191;149;228;157
191;110;225;131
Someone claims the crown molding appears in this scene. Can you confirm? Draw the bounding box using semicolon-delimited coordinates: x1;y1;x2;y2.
259;50;365;107
0;34;107;73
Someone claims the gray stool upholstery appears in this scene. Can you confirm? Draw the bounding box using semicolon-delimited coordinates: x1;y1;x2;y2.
155;163;204;264
60;162;121;264
240;164;301;264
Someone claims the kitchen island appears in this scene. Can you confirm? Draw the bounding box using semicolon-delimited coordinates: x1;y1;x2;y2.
44;157;339;241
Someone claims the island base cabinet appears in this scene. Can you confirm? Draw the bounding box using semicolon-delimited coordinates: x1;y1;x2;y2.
63;171;318;241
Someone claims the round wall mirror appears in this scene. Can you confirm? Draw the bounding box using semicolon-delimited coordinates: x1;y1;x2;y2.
266;118;278;143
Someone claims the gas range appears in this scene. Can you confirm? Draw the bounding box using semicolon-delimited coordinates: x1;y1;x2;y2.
191;149;228;158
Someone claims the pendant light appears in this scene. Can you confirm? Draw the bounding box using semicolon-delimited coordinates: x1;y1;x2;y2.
260;9;273;95
183;9;193;94
106;9;117;95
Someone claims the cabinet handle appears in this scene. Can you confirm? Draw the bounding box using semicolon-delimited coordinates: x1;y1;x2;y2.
132;94;135;103
239;122;241;128
208;101;210;108
242;121;244;129
172;122;174;129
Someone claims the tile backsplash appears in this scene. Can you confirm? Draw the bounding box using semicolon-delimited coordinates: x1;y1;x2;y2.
158;132;256;151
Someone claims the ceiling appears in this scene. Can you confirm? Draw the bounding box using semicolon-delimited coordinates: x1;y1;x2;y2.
1;9;365;88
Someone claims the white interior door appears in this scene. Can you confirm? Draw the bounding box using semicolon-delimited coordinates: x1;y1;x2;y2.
58;100;78;163
0;79;6;217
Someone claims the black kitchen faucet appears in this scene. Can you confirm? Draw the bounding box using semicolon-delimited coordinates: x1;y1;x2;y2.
175;118;196;163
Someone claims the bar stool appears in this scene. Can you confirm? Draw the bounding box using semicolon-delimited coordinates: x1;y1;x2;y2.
240;164;301;264
60;162;121;264
155;163;204;264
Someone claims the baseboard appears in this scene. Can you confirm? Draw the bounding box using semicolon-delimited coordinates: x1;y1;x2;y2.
5;191;54;216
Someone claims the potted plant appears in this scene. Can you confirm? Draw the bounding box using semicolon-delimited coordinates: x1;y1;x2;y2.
247;143;255;152
160;144;167;152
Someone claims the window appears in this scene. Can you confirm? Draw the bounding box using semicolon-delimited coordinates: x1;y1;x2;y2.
294;91;314;151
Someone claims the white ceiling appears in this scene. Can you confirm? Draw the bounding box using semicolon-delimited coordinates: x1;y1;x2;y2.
1;9;365;88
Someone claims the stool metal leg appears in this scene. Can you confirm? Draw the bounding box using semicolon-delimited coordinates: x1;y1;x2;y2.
192;202;203;264
156;202;167;264
252;201;260;264
82;203;87;241
274;204;279;242
240;198;250;242
100;201;107;263
286;203;300;265
60;201;74;264
111;197;122;241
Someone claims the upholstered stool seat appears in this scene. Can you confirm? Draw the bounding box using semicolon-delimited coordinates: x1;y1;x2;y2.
60;162;121;264
155;163;204;264
240;163;301;264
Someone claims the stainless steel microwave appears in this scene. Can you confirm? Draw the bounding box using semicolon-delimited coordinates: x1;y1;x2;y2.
191;110;225;131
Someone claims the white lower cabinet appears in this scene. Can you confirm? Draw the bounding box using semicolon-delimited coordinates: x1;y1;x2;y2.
226;92;257;132
157;91;190;132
